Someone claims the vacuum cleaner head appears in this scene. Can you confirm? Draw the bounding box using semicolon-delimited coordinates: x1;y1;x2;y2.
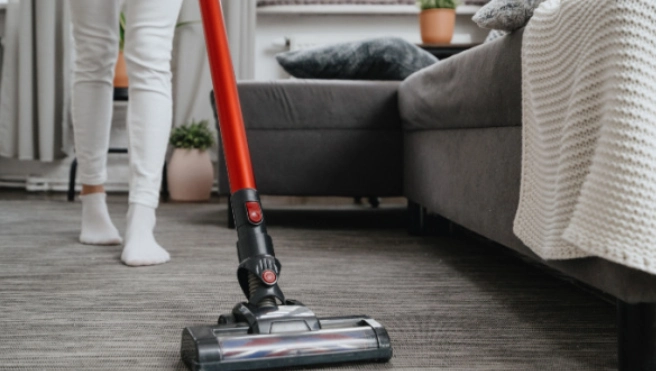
181;303;392;371
178;189;393;371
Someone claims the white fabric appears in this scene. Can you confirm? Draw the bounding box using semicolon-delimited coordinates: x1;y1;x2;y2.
171;0;215;149
514;0;656;274
0;0;72;161
221;0;256;80
122;203;170;267
79;193;122;245
69;0;183;208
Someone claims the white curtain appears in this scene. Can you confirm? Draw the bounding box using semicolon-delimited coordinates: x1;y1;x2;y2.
172;0;256;162
0;0;72;161
222;0;256;80
171;0;213;133
172;0;256;133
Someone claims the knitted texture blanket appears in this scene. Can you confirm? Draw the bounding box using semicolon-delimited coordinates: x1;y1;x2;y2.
513;0;656;274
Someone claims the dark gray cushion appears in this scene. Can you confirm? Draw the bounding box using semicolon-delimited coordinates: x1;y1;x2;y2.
276;37;438;81
235;80;401;130
399;28;524;131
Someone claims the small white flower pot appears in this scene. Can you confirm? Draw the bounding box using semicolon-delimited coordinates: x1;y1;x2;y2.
167;148;214;202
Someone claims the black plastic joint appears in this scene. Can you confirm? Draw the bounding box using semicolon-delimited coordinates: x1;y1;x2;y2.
231;189;274;260
230;188;285;304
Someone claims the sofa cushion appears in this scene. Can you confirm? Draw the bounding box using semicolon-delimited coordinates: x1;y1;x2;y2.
276;37;438;81
399;28;523;131
234;80;401;130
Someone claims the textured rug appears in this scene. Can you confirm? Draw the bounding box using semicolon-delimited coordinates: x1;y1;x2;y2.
0;193;616;370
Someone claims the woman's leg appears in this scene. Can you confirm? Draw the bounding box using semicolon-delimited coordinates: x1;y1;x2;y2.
121;0;184;266
69;0;122;245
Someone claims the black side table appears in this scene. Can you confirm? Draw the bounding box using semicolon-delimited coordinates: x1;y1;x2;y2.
418;43;481;59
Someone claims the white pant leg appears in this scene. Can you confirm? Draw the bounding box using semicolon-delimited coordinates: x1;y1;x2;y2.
69;0;121;185
123;0;184;208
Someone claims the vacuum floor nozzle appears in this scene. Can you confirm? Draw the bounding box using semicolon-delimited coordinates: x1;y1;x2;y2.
181;305;392;371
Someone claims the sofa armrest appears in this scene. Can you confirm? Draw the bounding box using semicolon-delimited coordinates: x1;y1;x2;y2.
399;28;524;131
210;79;403;196
226;79;401;130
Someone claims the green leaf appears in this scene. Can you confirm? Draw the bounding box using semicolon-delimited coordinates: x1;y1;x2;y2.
119;12;126;51
417;0;459;10
170;119;215;150
175;20;201;28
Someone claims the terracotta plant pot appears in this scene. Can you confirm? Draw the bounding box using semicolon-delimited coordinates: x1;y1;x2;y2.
167;148;214;202
419;8;456;44
113;50;129;88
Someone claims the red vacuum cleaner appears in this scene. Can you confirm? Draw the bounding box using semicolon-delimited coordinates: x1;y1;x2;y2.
180;1;393;370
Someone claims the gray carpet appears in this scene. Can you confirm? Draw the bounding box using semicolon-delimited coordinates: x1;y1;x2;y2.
0;193;616;370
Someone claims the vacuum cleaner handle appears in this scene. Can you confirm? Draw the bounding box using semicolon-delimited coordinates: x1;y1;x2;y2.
198;0;285;307
198;0;255;193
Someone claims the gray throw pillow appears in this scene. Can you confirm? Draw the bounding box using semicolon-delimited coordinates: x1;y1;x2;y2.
485;29;508;43
472;0;545;32
276;37;438;81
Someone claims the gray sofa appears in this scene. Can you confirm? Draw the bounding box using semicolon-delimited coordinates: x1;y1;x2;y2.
214;30;656;370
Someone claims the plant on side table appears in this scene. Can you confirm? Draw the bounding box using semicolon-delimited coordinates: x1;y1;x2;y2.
114;12;129;99
167;120;215;202
418;0;459;44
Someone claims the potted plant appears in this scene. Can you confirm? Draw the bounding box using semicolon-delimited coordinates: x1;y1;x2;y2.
418;0;459;44
167;120;215;202
114;12;129;100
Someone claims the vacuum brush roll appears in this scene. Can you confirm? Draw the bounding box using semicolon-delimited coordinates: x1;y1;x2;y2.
181;316;392;371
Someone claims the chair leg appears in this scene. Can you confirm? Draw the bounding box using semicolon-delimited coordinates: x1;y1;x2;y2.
160;162;169;202
407;199;451;236
618;301;656;371
368;196;380;208
227;194;235;229
68;158;78;202
408;199;425;236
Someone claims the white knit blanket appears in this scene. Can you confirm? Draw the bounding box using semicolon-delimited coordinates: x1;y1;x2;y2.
513;0;656;274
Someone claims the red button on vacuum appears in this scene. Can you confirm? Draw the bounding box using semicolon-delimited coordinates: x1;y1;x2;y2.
262;270;277;285
245;201;263;224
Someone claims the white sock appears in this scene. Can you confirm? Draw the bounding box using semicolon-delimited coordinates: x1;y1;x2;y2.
79;193;122;245
121;203;170;267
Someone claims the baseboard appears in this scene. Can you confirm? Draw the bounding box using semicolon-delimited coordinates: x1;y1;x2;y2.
0;152;131;192
0;157;219;193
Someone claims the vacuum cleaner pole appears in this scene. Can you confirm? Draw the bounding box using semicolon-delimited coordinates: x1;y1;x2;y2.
181;2;392;370
199;0;254;193
199;0;284;307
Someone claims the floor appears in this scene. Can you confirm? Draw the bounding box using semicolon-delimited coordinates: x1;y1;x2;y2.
0;191;617;370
